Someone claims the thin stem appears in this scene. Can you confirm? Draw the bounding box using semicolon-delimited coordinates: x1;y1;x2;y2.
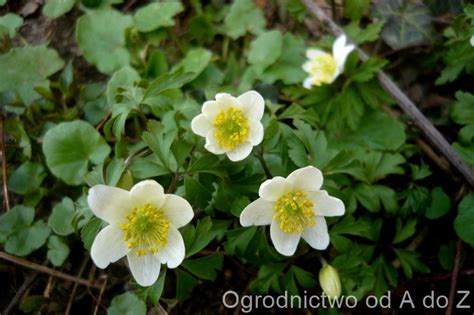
256;148;272;179
1;112;10;211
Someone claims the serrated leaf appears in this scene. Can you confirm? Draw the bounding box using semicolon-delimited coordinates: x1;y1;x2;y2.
393;218;417;244
182;254;223;281
76;9;133;74
8;161;46;195
0;45;64;105
224;0;265;39
48;197;76;236
5;220;51;256
0;205;34;242
133;2;183;32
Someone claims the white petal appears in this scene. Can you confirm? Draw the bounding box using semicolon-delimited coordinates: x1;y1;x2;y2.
130;180;165;209
157;225;185;268
191;114;212;137
87;185;132;224
302;61;313;73
162;194;194;228
202;100;224;121
302;216;329;250
308;190;345;217
287;166;323;192
240;198;275;226
270;220;301;256
238;90;265;121
471;35;474;47
91;225;129;269
247;120;264;146
333;35;354;72
216;93;239;108
204;130;227;154
127;252;161;287
259;177;292;201
306;48;324;59
303;77;313;89
226;142;253;162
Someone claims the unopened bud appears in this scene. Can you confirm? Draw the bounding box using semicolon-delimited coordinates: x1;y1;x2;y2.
117;170;134;190
319;264;341;299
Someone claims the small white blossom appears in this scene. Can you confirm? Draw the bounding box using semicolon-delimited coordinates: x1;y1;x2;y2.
240;166;345;256
88;180;194;287
302;34;355;88
191;90;265;162
470;35;474;47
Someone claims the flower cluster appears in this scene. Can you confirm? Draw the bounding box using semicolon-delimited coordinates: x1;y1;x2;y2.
88;35;350;289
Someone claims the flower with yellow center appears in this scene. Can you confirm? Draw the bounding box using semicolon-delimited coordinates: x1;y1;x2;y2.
302;34;355;88
88;180;194;287
239;166;345;256
191;90;265;162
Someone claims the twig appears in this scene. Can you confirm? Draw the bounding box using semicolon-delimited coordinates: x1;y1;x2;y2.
166;171;179;194
65;256;89;315
0;112;10;211
95;112;111;131
446;240;462;315
93;278;107;315
3;272;38;315
415;138;453;177
0;252;102;289
301;0;474;188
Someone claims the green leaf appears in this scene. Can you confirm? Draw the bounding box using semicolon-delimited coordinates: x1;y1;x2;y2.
0;45;64;105
76;9;133;74
48;197;76;236
148;270;166;305
42;0;75;18
454;192;474;246
0;13;23;37
182;254;223;281
107;292;146;315
106;66;140;105
0;205;34;242
133;2;183;32
175;269;199;300
0;0;6;6
81;218;102;251
5;220;51;256
47;235;70;266
142;121;177;172
173;48;212;81
425;187;451;219
143;70;194;102
331;215;379;241
394;249;429;279
393;218;417;244
374;0;434;49
452;91;474;126
247;30;283;72
354;183;380;212
437;241;455;271
224;0;265;39
181;217;223;257
350;57;387;82
42;120;111;185
8;161;46;195
344;0;370;20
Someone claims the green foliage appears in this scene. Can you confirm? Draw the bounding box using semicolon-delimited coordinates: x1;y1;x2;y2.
47;235;70;266
224;0;265;39
0;45;64;105
107;292;146;315
454;193;474;246
0;13;23;37
42;0;76;19
42;121;111;185
133;2;183;32
76;9;133;74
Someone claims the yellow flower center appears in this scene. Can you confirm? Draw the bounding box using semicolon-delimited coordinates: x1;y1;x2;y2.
212;107;250;150
274;191;315;234
120;203;169;256
309;53;337;86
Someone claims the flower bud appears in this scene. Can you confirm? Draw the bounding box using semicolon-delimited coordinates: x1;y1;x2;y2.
117;170;134;190
319;264;341;299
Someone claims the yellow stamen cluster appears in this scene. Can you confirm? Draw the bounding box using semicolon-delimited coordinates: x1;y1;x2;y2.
212;107;249;150
120;203;169;256
308;53;337;86
274;191;315;234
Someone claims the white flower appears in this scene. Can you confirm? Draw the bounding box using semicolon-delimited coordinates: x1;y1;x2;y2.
239;166;345;256
470;35;474;47
88;180;194;287
302;34;355;88
191;90;265;162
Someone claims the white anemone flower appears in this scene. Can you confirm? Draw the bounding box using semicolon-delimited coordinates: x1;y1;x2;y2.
88;180;194;287
239;166;345;256
302;34;355;88
191;90;265;162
